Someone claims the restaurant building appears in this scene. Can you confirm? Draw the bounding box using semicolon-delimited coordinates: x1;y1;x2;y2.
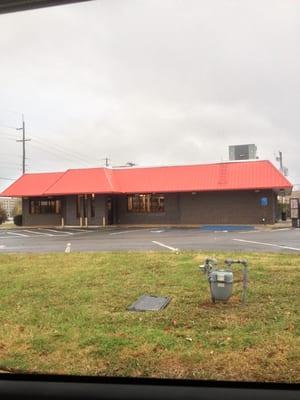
0;160;292;226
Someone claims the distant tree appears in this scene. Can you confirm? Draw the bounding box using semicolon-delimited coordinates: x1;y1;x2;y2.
0;205;8;224
13;214;22;226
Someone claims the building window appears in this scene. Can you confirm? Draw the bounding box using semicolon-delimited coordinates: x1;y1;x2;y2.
29;199;61;214
127;194;165;213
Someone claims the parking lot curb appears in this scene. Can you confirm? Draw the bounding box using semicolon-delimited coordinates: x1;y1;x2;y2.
0;222;293;231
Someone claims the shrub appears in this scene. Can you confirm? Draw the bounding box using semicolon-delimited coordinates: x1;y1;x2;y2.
0;205;8;224
13;214;23;226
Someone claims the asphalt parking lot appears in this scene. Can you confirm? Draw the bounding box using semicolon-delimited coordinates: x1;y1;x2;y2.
0;226;300;253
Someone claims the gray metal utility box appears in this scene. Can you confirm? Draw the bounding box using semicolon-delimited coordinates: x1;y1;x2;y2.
209;270;233;302
200;258;248;304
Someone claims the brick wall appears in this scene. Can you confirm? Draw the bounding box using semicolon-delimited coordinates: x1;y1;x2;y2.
114;190;276;225
21;190;277;226
179;190;276;224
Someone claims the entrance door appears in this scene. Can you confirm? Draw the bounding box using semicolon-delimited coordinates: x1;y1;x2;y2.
76;195;87;226
107;197;113;225
107;197;118;225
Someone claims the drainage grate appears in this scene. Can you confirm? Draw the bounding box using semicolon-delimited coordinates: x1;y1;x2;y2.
128;295;171;311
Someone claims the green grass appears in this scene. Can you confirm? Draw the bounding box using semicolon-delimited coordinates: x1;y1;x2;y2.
0;251;299;382
0;222;16;229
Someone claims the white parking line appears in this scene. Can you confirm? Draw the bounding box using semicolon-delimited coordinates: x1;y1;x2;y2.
38;228;64;233
66;228;89;232
240;228;291;234
7;231;29;237
152;240;179;252
151;230;165;233
22;230;54;237
239;230;260;234
233;238;300;252
39;228;74;235
110;229;150;236
0;245;5;249
44;234;77;238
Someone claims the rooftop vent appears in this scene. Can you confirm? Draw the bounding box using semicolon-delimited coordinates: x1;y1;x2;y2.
229;144;258;161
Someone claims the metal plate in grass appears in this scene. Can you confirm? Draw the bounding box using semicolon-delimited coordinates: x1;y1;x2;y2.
128;295;171;311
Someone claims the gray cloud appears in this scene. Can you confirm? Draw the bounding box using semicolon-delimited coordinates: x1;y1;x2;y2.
0;0;299;191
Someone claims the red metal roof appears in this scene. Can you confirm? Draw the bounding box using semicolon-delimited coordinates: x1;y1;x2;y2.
0;160;292;197
0;172;64;197
45;168;115;195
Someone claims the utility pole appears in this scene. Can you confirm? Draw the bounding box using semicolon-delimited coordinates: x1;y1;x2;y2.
276;151;283;173
276;151;288;176
102;157;110;167
16;115;31;174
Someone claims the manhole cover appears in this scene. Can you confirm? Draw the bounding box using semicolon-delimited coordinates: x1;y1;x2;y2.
128;295;171;311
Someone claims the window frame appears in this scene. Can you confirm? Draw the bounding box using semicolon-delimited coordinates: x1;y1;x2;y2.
127;194;165;213
29;198;61;215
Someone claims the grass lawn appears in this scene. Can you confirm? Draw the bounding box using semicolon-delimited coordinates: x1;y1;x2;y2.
0;222;16;229
0;251;299;382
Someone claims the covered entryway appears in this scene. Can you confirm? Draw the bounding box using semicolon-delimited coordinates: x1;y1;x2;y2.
106;196;118;225
64;194;105;226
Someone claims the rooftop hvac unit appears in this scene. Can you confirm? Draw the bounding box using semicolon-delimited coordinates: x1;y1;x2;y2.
229;144;257;160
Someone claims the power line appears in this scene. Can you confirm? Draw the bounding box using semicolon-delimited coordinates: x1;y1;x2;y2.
30;141;92;167
2;124;101;167
0;108;20;115
0;132;18;140
0;161;21;166
29;127;96;162
3;121;129;170
30;135;95;165
32;136;101;165
0;151;20;159
0;176;15;181
30;134;96;162
1;128;93;169
0;123;19;130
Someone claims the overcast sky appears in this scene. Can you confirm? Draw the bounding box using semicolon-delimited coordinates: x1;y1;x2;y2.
0;0;299;192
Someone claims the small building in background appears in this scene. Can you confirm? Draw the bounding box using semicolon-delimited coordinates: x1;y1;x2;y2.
0;197;20;218
279;190;300;220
